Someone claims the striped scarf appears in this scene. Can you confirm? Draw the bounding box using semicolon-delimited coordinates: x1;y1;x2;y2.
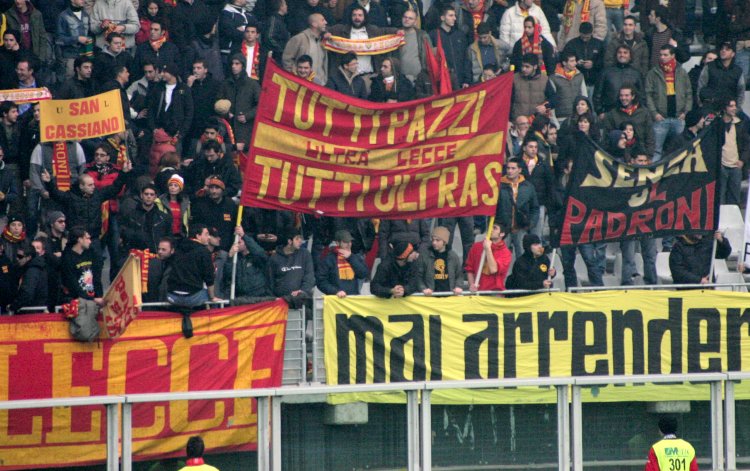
660;57;677;96
1;227;25;244
149;32;168;52
521;24;545;73
335;248;355;280
562;0;590;35
554;63;577;80
621;103;639;116
241;40;261;80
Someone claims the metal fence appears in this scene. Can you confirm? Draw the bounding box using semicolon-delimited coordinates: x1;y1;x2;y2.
1;373;749;470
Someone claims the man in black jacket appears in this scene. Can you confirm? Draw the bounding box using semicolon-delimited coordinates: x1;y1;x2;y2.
120;184;171;255
371;240;418;298
429;5;472;89
10;240;48;313
326;52;367;99
505;234;556;292
60;225;103;341
133;21;181;81
184;140;242;197
147;62;194;154
669;232;731;285
562;22;605;90
594;45;644;114
191;176;238;253
187;59;221;151
167;224;221;306
223;225;273;300
56;56;96;99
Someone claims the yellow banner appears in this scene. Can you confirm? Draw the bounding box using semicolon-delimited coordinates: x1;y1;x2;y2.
101;254;142;338
39;90;125;142
324;291;750;404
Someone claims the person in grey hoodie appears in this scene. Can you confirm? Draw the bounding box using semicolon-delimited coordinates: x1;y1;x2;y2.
268;227;315;309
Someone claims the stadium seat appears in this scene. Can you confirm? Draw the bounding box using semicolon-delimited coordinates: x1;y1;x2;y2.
656;252;673;284
719;204;744;231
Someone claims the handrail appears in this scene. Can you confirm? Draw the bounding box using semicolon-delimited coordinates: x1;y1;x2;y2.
568;282;750;292
0;395;125;410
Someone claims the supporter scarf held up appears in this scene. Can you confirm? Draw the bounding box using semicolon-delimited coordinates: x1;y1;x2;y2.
562;0;590;36
660;57;677;96
323;33;406;55
130;249;157;292
52;142;72;192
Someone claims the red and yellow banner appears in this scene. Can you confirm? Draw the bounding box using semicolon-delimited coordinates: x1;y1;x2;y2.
240;61;512;219
0;301;288;469
0;87;52;103
39;90;125;143
101;254;142;338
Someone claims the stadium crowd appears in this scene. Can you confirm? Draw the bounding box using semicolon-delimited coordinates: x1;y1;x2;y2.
0;0;747;319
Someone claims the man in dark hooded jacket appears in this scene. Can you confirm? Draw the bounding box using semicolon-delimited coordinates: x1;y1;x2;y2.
505;234;556;292
669;232;731;285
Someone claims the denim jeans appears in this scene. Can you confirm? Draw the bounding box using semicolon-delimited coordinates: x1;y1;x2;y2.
735;48;750;89
653;118;685;161
605;8;624;37
509;229;527;258
530;205;546;244
167;289;209;308
719;165;743;205
578;243;606;286
620;237;658;285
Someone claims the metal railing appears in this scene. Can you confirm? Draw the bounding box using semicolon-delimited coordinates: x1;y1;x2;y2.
1;373;746;471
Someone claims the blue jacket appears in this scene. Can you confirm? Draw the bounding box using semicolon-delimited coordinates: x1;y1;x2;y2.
316;249;369;295
56;7;93;59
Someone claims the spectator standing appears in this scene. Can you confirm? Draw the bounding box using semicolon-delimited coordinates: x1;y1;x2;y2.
369;58;415;102
167;223;222;306
60;225;103;342
216;54;260;149
326;52;368;99
594;45;644;114
15;58;44;114
282;14;329;83
697;41;745;109
262;0;290;61
219;0;254;64
191;176;238;253
549;51;588;121
157;174;191;237
719;99;750;205
377;218;430;259
669;232;731;284
288;0;334;37
398;9;432;90
558;0;606;49
645;44;692;161
602;85;655;155
344;0;388;28
429;5;472;89
496;157;539;256
0;146;17;232
184;140;242;198
469;22;510;83
465;222;512;292
413;226;464;295
268;227;315;308
170;0;211;57
316;229;368;297
144;237;174;303
56;0;93;80
371;240;418;298
510;16;556;75
562;22;606;93
6;0;50;70
604;15;649;76
645;6;689;68
223;226;273;300
505;233;556;290
603;0;629;35
498;0;556;48
520;136;555;239
90;0;140;50
56;56;96;99
10;240;47;313
510;53;555;120
233;20;265;81
189;19;224;82
133;20;180;79
147;63;194;154
688;50;717;106
186;60;221;150
120;184;171;254
93;33;133;85
1;215;26;261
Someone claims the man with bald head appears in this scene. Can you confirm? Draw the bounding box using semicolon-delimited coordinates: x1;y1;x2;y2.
283;12;329;83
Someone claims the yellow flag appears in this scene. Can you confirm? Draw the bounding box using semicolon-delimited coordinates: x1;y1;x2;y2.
101;254;143;338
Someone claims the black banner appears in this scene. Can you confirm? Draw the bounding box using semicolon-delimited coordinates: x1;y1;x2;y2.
558;123;720;246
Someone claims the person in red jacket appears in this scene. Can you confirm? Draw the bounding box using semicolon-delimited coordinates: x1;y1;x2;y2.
645;416;698;471
464;222;512;292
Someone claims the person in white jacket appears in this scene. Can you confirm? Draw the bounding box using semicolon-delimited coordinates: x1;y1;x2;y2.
498;0;556;50
90;0;140;50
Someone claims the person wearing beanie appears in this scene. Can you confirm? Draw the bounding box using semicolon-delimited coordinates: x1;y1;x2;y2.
413;226;465;295
216;52;260;148
665;108;706;154
316;229;369;297
371;240;419;298
147;61;194;154
464;222;512;292
1;214;26;261
505;233;555;293
191;173;238;255
157;172;191;237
